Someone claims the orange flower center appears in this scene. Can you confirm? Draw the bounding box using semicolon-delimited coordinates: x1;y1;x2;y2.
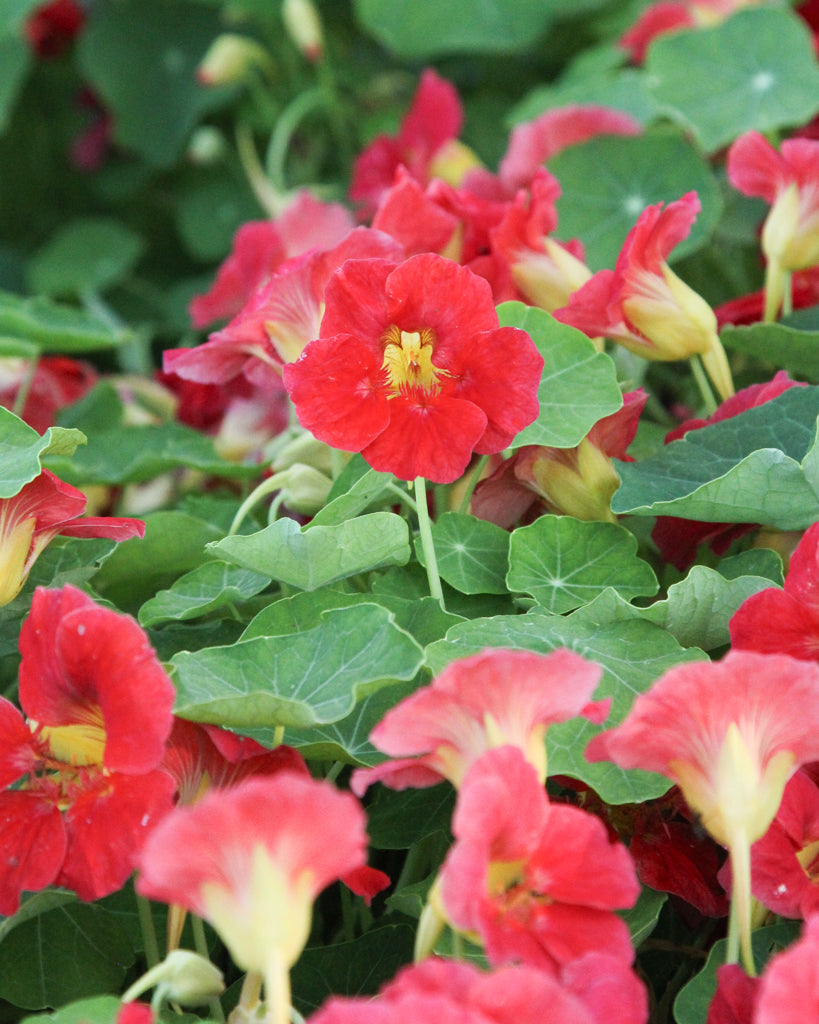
381;326;446;394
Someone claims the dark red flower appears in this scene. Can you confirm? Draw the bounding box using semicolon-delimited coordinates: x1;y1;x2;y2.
283;253;543;483
24;0;85;58
0;355;96;433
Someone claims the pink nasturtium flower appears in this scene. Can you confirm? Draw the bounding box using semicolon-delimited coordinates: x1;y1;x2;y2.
727;131;819;320
282;253;543;484
438;746;639;972
0;585;176;914
554;191;734;401
309;954;647;1024
753;914;819;1024
730;520;819;660
586;650;819;972
351;647;609;796
137;774;371;1024
0;469;144;607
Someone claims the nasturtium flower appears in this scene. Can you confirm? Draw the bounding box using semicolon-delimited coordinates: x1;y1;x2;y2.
727;131;819;320
137;774;371;1024
439;746;639;972
282;253;543;484
351;647;608;795
586;650;819;970
0;585;176;913
0;469;144;607
554;191;734;400
755;914;819;1024
730;520;819;660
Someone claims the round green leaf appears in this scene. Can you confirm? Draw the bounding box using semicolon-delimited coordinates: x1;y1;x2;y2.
26;218;145;298
549;132;722;271
416;512;510;595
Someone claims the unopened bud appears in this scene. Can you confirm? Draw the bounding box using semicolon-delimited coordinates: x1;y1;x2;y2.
122;949;225;1008
197;33;274;87
279;463;332;515
282;0;323;62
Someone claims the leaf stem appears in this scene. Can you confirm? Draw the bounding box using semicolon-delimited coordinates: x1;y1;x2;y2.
414;476;445;609
689;354;717;416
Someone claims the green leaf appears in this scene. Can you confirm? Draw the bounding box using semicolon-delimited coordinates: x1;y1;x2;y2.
622;885;666;949
497;303;623;447
641;557;783;651
721;322;819;382
309;461;396;527
22;995;122;1024
26;219;145;299
353;0;552;58
674;922;800;1024
171;603;424;729
138;561;271;627
510;68;659;128
549;132;722;271
507;516;658;613
425;604;704;804
0;898;134;1010
646;7;819;153
76;0;228;167
210;513;411;590
415;512;510;595
0;408;86;497
0;289;129;352
611;385;819;530
292;926;416;1017
366;785;455;849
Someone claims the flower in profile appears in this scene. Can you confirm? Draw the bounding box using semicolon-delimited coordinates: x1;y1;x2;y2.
754;914;819;1024
137;774;371;1024
0;585;176;914
586;650;819;970
554;191;734;400
730;521;819;660
439;746;639;972
727;131;819;320
350;69;480;216
0;355;97;433
283;253;543;484
309;954;646;1024
350;647;608;796
0;469;145;607
472;389;647;527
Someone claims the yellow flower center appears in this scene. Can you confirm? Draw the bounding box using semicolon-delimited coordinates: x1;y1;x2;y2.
33;707;107;767
381;326;445;393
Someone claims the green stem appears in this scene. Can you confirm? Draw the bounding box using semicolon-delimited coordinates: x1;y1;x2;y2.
414;476;445;609
782;270;793;319
726;834;757;976
689;354;717;416
136;891;161;969
228;471;292;535
264;949;292;1024
457;454;489;514
236;123;287;218
385;480;417;513
265;87;325;194
191;916;225;1024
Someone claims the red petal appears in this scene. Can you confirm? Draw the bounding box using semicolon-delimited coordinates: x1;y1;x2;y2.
0;789;66;915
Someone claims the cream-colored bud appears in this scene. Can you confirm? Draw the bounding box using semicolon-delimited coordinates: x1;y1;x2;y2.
282;0;323;62
122;950;225;1008
197;34;274;86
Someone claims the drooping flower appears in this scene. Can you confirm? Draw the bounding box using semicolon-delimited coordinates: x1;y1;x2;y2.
730;521;819;661
0;469;145;607
188;191;354;329
308;954;646;1024
137;774;371;1024
554;191;734;400
350;69;481;217
350;647;608;796
586;650;819;970
439;746;639;972
0;585;176;913
651;371;802;570
283;253;543;484
727;131;819;320
472;389;647;527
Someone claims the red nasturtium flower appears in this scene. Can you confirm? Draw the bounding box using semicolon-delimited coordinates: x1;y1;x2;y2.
438;746;639;972
554;191;734;401
730;520;819;660
0;469;145;607
754;914;819;1024
282;253;543;484
350;647;608;796
0;585;176;914
137;775;371;1024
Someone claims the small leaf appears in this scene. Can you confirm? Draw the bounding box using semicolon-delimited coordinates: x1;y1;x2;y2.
498;303;623;448
211;513;411;590
622;886;666;949
0;289;130;352
138;561;271;627
26;218;145;298
646;7;819;153
507;515;658;613
415;512;510;595
0;409;85;498
611;385;819;530
721;322;819;382
172;603;424;729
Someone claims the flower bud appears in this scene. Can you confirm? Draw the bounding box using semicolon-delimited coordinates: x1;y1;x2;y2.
197;34;274;87
282;0;323;62
122;949;225;1008
278;463;333;515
